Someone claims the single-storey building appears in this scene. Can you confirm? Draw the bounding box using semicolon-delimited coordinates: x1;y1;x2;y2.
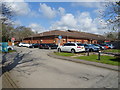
22;30;109;45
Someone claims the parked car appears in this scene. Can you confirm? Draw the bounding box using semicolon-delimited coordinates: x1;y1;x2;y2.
93;44;106;50
44;44;58;49
7;45;14;51
0;43;14;51
39;43;58;49
83;44;100;52
38;44;47;49
99;44;109;49
57;43;85;53
105;44;114;49
29;43;40;48
0;45;14;51
18;43;32;47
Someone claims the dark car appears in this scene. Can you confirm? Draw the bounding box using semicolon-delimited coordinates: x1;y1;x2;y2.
38;44;46;49
39;43;58;49
83;44;100;52
44;44;58;49
31;43;40;48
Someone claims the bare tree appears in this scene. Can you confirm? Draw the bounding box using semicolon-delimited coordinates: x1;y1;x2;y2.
102;1;120;26
15;26;35;41
0;2;15;24
0;2;16;41
104;32;118;40
101;1;120;40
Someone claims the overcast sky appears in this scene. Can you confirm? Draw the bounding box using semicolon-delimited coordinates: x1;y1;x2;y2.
3;0;116;35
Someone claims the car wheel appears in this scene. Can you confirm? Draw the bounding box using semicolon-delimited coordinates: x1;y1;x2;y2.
71;49;75;53
8;48;12;51
89;49;93;52
58;48;61;52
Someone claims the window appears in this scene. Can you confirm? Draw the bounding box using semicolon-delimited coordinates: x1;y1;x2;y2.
69;43;76;46
64;43;75;46
63;43;69;46
77;44;84;46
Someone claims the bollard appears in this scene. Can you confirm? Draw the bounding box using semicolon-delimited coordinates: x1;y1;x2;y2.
98;50;101;60
87;48;89;56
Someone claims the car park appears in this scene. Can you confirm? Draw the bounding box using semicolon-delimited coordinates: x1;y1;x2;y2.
83;44;100;52
57;42;85;53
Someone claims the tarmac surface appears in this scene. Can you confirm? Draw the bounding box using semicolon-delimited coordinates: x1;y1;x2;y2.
1;46;119;88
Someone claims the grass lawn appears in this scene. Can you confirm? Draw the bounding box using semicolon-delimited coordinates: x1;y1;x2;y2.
54;52;120;66
55;52;74;57
0;50;16;53
103;49;120;53
75;55;119;66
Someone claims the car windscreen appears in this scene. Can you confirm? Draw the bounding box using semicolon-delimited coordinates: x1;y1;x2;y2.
100;44;106;46
35;43;39;45
46;44;53;46
87;44;94;47
93;44;98;46
77;44;84;46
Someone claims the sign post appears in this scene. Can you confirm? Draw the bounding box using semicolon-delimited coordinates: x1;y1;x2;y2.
11;37;15;46
58;36;62;46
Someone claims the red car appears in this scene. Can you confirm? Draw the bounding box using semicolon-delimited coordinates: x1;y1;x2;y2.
100;44;109;49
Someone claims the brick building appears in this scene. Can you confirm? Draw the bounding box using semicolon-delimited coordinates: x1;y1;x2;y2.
22;30;108;45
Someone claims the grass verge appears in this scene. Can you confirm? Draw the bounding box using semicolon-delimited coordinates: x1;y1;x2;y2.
75;55;119;66
54;52;74;57
103;49;120;53
0;50;16;53
54;52;120;66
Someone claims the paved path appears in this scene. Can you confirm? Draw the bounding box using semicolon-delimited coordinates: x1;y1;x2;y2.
2;46;119;88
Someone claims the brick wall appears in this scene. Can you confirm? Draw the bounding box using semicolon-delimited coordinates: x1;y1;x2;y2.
22;36;98;45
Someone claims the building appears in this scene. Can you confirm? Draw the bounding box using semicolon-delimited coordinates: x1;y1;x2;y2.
22;30;109;45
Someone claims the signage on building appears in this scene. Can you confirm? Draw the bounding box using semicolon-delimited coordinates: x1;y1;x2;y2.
58;36;62;39
11;37;15;46
11;37;15;41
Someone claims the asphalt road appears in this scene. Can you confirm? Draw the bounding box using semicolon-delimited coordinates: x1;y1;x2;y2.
3;46;119;88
